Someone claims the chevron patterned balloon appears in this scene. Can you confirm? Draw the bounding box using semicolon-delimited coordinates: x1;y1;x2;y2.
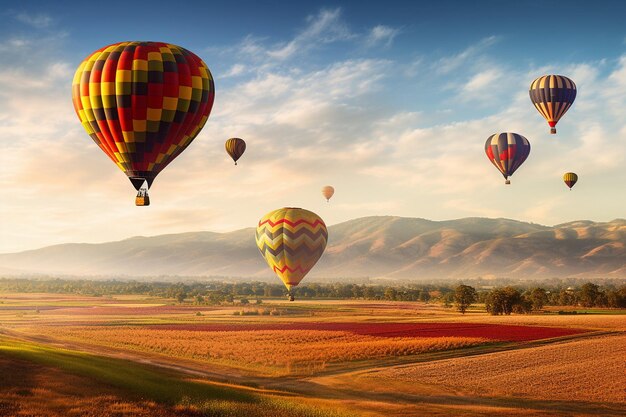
255;208;328;297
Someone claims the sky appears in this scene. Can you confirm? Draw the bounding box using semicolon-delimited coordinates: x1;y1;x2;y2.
1;0;625;252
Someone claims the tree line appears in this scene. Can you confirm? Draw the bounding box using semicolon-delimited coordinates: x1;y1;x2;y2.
456;283;626;315
0;278;624;312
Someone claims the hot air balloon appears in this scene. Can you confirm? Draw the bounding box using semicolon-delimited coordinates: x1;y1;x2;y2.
484;133;531;185
563;172;578;190
72;41;215;206
255;207;328;301
321;186;334;202
529;75;576;134
225;138;246;165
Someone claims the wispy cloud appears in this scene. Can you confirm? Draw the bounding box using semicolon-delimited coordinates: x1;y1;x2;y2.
365;25;400;48
0;37;32;51
456;67;506;103
463;68;503;93
212;8;398;77
268;8;354;60
222;63;246;78
14;12;53;29
434;36;498;74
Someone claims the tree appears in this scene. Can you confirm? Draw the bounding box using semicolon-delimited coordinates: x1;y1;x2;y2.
558;289;576;306
240;298;249;305
442;292;454;308
363;286;377;300
419;290;431;303
384;287;397;301
579;283;600;307
512;296;532;314
454;285;477;314
351;285;363;299
485;287;522;315
606;286;626;308
529;288;548;311
175;291;187;304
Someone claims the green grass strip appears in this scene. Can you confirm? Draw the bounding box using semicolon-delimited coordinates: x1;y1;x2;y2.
0;336;354;417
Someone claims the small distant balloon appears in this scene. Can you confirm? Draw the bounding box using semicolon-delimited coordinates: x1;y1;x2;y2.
563;172;578;190
225;138;246;165
322;186;335;202
484;133;531;185
529;75;576;134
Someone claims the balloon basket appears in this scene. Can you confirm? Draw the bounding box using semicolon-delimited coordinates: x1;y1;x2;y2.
135;189;150;206
505;179;511;185
550;128;556;134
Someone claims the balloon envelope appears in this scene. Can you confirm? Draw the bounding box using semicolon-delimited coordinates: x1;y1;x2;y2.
72;41;215;198
563;172;578;189
484;133;531;184
322;185;335;201
225;138;246;165
255;207;328;291
529;75;576;134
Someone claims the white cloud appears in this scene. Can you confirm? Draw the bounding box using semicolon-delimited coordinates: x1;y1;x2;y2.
234;35;268;60
463;68;503;94
435;36;498;74
403;57;423;77
216;58;390;133
268;8;354;60
222;63;246;78
15;12;53;29
0;38;32;51
366;25;400;47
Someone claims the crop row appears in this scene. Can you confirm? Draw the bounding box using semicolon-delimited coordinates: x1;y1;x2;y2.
30;326;488;374
150;322;585;341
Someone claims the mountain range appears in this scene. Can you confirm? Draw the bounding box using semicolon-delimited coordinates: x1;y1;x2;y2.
1;216;624;280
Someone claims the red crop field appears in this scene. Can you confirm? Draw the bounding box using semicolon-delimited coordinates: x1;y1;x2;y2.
151;322;586;342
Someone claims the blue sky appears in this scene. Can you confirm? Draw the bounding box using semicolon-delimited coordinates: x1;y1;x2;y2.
1;1;625;252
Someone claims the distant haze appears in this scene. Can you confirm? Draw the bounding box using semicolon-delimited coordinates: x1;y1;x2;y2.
1;216;624;280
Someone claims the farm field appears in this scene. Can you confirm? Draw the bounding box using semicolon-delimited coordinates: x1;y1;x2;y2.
0;338;358;417
0;353;207;417
341;334;626;403
0;292;624;416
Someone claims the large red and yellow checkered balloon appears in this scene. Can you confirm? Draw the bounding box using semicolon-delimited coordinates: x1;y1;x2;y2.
72;41;215;202
255;208;328;298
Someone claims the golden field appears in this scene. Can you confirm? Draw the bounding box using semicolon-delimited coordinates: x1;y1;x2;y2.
1;292;624;416
382;334;625;403
315;334;625;405
23;325;489;375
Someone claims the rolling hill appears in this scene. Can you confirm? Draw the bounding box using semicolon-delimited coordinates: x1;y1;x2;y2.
0;217;624;280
